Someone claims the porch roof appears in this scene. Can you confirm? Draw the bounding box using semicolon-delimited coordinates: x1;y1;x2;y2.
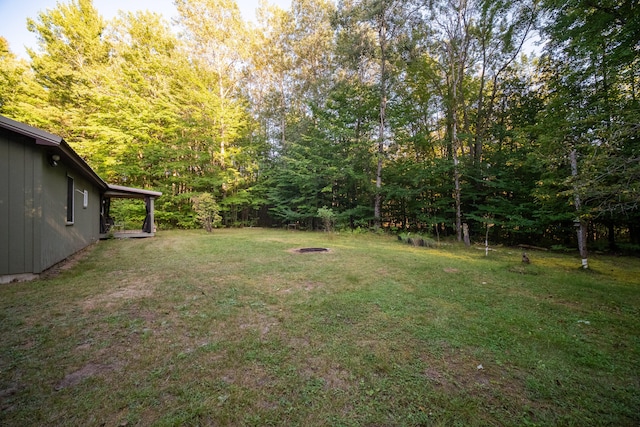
104;184;162;199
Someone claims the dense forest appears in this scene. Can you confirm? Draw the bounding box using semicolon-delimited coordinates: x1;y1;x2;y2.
1;0;638;251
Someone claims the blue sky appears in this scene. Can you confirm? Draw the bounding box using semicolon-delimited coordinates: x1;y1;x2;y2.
0;0;292;59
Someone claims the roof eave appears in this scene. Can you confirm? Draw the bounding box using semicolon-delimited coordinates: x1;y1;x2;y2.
0;115;108;191
105;184;162;199
0;115;62;146
58;140;109;191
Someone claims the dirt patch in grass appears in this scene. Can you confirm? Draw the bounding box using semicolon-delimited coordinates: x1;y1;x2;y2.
220;363;274;388
424;367;447;385
54;362;123;391
419;344;545;421
81;278;155;311
301;358;353;391
238;311;280;338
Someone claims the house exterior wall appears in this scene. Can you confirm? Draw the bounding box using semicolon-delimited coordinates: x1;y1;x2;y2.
0;128;101;278
40;156;101;273
0;128;40;276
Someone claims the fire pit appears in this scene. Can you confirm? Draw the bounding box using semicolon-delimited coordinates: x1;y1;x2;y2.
296;248;329;253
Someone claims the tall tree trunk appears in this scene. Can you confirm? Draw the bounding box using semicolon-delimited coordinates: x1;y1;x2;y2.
218;62;227;167
570;149;588;268
443;0;470;243
473;46;487;164
374;15;387;229
280;76;286;150
452;111;462;242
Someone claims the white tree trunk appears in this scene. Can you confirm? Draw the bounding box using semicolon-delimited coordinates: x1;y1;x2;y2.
570;149;588;269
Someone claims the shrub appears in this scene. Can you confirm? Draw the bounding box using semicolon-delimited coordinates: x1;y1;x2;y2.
192;193;222;232
317;206;336;232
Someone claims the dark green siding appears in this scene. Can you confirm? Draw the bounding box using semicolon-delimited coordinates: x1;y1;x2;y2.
40;165;101;271
0;133;8;275
1;129;101;278
0;131;39;275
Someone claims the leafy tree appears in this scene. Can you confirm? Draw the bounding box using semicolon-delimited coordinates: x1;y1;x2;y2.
470;0;539;165
266;130;333;228
176;0;261;226
3;0;637;252
399;0;539;242
0;39;26;112
265;77;380;230
87;11;183;180
192;192;222;232
426;0;478;241
249;0;336;152
26;0;110;139
175;0;249;162
335;0;416;228
317;206;336;232
538;0;640;248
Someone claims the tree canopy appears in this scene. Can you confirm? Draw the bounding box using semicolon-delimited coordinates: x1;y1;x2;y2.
1;0;638;251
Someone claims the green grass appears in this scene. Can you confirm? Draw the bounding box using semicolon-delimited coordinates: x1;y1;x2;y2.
1;229;639;426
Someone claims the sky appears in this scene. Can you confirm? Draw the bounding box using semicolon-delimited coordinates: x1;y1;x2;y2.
0;0;292;60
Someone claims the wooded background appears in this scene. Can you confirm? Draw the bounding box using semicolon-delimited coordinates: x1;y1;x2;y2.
1;0;638;250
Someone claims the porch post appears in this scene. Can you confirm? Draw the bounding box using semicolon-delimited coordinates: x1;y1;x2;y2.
149;197;155;233
144;196;155;233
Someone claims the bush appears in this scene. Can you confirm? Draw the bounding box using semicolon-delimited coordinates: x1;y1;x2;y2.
192;193;222;232
398;232;438;248
317;206;336;232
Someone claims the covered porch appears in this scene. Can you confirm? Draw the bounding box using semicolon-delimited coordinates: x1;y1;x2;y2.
100;184;162;239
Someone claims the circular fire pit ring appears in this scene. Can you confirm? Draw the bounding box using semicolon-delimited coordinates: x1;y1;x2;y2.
294;247;330;253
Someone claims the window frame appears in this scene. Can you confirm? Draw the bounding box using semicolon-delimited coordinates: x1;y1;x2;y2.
66;175;74;225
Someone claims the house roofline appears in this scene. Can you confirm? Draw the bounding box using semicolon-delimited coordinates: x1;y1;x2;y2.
1;115;163;200
0;115;62;146
1;114;107;191
58;140;109;191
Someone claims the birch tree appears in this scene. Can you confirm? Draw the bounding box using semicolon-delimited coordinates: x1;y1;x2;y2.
336;0;414;228
539;0;640;248
175;0;250;167
426;0;476;241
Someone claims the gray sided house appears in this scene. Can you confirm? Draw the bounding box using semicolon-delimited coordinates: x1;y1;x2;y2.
1;115;161;283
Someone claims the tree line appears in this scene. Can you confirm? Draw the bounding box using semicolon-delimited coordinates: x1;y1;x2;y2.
1;0;638;251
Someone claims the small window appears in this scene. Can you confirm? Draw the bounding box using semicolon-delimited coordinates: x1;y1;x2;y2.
66;176;74;224
83;190;88;208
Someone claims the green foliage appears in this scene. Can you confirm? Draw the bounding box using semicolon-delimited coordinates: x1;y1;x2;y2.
0;38;28;113
0;0;637;249
2;0;264;230
109;199;146;229
192;193;222;232
317;205;336;232
536;0;640;245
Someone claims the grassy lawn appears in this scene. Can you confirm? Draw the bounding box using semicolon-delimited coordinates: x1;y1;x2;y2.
1;229;639;426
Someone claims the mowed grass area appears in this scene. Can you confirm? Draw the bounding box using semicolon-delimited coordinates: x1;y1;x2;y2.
1;229;639;426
